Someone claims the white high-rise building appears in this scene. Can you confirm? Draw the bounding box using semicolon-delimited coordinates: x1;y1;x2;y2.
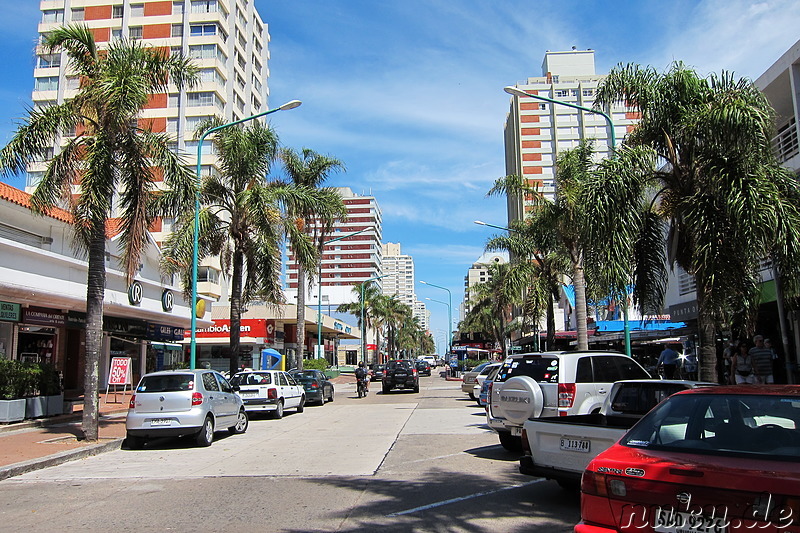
503;48;640;223
381;242;428;331
460;251;508;321
30;0;271;300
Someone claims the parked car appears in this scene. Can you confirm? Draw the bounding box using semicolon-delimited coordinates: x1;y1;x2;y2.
289;369;334;405
369;363;386;382
125;369;248;449
519;379;717;490
382;359;419;393
415;360;432;376
478;364;502;408
230;370;305;418
487;351;650;451
577;385;800;532
461;362;492;399
418;355;438;368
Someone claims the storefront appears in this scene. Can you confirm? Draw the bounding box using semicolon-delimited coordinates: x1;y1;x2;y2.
191;318;275;371
17;307;64;365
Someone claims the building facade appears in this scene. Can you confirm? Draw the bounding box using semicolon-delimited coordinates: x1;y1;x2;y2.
381;242;429;331
31;0;271;301
460;251;508;321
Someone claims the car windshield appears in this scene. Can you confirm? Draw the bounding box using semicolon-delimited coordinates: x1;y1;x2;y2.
231;372;272;386
495;356;559;384
137;374;194;393
387;361;410;370
622;393;800;460
292;371;319;379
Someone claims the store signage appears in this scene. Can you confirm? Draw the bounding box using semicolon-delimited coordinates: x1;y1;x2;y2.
669;301;698;321
22;307;65;327
146;323;185;342
67;311;86;329
161;290;174;312
128;281;143;306
108;357;132;385
104;316;148;337
0;301;20;322
188;319;273;341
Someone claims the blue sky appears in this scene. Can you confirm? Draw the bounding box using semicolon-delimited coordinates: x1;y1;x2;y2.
2;1;800;354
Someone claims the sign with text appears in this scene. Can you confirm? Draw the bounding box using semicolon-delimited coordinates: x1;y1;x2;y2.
188;319;273;342
22;307;65;327
108;357;132;386
0;301;20;322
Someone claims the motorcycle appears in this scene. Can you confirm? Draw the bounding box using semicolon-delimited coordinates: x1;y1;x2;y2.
356;376;368;398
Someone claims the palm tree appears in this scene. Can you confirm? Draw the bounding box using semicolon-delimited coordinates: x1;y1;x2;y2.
379;296;412;359
463;262;520;357
0;25;197;441
590;62;800;380
161;118;324;376
279;148;345;371
337;281;382;362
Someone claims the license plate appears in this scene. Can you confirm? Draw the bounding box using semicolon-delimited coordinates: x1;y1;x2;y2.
510;426;523;436
395;374;407;378
654;508;728;533
150;418;172;426
240;392;257;398
560;437;590;453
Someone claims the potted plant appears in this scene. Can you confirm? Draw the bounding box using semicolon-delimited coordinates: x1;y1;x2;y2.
40;363;63;416
24;363;46;419
0;359;26;423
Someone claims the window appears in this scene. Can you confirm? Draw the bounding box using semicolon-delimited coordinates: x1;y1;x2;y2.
71;8;85;21
34;100;57;110
111;28;123;41
189;44;225;61
235;73;245;90
130;4;145;17
42;10;64;23
186;115;212;131
582;89;594;97
171;24;183;37
65;76;80;90
112;5;124;18
168;93;180;107
173;1;185;15
129;27;143;40
38;54;61;69
252;57;262;74
198;266;220;283
199;68;223;84
187;91;220;108
201;372;220;391
34;76;59;92
166;117;179;133
554;89;569;98
190;24;216;36
191;0;217;13
236;95;245;112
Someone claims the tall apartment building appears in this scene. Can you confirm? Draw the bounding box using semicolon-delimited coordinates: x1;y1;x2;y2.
460;251;508;321
381;242;429;331
30;0;270;300
503;48;640;223
286;187;383;306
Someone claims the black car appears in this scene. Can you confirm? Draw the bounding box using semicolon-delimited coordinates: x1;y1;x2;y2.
369;364;385;382
288;369;334;405
382;359;419;393
415;360;431;376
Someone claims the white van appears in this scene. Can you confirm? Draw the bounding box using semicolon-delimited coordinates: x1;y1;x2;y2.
418;355;438;368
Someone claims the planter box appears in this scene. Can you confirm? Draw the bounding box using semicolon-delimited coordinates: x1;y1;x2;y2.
46;394;64;416
0;399;26;423
25;396;47;419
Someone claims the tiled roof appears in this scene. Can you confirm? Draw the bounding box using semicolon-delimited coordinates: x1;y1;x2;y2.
0;181;72;223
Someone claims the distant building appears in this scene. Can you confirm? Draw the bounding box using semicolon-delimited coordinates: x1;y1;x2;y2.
460;252;508;321
381;242;429;331
503;48;641;223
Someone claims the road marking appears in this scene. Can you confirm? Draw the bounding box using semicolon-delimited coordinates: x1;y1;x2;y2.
385;479;546;516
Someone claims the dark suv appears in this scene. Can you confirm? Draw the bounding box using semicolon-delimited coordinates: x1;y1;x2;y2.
382;359;419;393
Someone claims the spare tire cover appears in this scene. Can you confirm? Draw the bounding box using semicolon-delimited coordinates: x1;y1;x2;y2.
495;376;543;425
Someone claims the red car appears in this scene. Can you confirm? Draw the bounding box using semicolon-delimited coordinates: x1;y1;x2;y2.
577;385;800;533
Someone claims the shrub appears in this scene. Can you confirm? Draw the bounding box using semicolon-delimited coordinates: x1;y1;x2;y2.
0;360;63;399
301;358;329;371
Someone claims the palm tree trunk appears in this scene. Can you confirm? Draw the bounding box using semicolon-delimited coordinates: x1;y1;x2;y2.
82;224;106;442
696;290;717;382
573;256;589;351
229;248;244;376
295;265;306;371
546;299;556;351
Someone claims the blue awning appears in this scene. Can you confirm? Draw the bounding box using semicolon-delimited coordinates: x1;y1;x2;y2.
594;320;686;332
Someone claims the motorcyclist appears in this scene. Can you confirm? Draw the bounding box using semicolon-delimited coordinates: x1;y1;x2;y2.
355;361;369;395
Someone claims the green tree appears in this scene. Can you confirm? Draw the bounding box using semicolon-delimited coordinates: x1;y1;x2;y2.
379;296;413;359
279;148;345;371
0;26;197;441
161;118;324;376
462;262;520;357
337;281;382;362
590;62;800;380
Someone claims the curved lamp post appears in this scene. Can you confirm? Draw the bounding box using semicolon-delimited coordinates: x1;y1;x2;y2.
425;296;452;352
502;86;631;357
361;274;389;363
316;227;373;361
190;100;302;369
420;280;452;353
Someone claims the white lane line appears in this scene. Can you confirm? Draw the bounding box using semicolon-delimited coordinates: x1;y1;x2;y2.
385;479;546;517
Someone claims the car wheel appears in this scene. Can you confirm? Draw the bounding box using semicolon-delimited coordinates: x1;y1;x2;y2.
382;384;390;394
328;390;334;403
126;433;145;450
229;408;248;435
468;392;476;401
195;416;214;447
297;396;305;413
413;384;420;393
498;431;522;452
273;400;284;419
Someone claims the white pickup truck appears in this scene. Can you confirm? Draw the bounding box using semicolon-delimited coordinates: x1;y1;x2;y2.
518;379;716;489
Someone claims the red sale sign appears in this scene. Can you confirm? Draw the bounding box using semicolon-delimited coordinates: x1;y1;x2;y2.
108;357;132;385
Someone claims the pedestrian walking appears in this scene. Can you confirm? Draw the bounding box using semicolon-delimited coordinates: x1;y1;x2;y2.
732;343;756;384
721;339;738;384
657;344;680;379
749;335;774;384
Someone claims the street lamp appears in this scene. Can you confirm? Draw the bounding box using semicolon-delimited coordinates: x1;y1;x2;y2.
425;296;452;350
420;280;452;353
189;99;302;369
361;274;389;364
316;227;373;360
502;86;631;357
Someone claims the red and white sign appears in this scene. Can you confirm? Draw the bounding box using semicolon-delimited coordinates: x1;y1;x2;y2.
108;357;132;385
187;319;274;341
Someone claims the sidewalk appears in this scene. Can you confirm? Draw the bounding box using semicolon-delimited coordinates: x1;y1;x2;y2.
0;393;130;481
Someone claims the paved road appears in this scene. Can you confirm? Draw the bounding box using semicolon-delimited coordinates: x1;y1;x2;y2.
0;374;581;532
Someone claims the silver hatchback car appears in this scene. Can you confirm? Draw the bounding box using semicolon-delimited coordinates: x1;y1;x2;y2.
125;369;248;449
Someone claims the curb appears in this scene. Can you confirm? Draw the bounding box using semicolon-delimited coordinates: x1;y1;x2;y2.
0;437;124;482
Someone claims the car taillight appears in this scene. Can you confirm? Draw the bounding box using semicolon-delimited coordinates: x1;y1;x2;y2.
191;392;203;406
129;395;136;409
412;369;418;375
267;388;277;399
521;427;531;455
311;382;318;388
558;383;576;408
581;469;608;497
